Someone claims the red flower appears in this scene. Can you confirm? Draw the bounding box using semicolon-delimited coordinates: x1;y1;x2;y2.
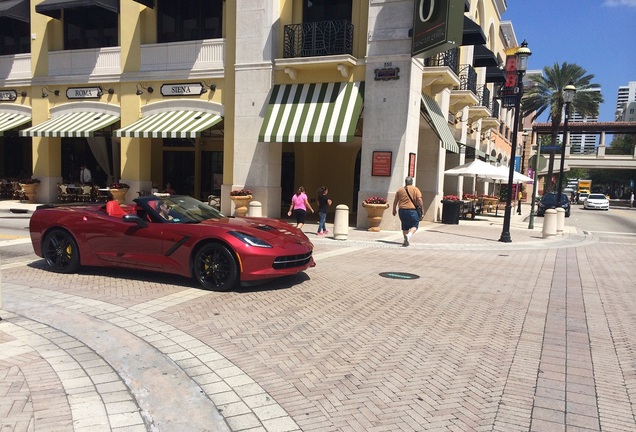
230;189;252;197
443;195;460;201
363;196;387;204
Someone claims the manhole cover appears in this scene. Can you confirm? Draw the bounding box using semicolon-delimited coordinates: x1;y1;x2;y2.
379;272;420;280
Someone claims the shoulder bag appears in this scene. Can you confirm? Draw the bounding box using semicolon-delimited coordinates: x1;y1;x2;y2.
404;186;423;220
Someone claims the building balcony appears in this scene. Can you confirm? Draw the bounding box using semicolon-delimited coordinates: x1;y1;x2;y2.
283;20;354;59
422;48;460;89
46;39;225;79
0;53;31;82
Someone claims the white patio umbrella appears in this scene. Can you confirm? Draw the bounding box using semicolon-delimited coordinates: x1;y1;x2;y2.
488;165;534;184
444;160;506;197
443;159;506;179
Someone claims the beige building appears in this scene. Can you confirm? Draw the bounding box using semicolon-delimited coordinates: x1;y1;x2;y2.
0;0;522;229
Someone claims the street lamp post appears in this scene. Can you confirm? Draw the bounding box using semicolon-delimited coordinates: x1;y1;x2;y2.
556;82;576;210
528;136;541;229
516;131;529;215
499;41;531;243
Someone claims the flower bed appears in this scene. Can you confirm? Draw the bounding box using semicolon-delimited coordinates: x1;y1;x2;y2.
363;196;387;205
230;189;252;197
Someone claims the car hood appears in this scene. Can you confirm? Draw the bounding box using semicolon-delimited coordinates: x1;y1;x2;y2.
198;216;311;245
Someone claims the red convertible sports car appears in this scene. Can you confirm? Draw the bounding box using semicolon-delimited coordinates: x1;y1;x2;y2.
29;195;315;291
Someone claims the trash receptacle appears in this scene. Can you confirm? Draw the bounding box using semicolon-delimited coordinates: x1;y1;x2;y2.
441;199;461;224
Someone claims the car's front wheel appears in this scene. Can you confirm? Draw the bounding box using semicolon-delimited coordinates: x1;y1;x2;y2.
193;243;238;291
42;229;80;273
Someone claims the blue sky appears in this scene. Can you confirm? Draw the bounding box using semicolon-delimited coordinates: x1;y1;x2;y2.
502;0;636;123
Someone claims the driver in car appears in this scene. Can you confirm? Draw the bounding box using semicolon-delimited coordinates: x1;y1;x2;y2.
158;202;174;221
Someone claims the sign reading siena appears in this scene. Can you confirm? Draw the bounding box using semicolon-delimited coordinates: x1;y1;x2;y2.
411;0;464;58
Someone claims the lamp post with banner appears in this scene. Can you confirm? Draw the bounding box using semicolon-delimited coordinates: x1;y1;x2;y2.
516;131;529;215
499;41;531;243
556;82;577;209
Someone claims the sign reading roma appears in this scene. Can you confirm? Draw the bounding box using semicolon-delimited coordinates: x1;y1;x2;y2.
411;0;464;58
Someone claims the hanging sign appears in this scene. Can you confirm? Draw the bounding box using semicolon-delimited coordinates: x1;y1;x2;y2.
411;0;464;58
0;90;17;101
161;83;206;97
66;86;103;99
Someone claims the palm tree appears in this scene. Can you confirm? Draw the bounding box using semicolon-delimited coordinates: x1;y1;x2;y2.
521;62;603;192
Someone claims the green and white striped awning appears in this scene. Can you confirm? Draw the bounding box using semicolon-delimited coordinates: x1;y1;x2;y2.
114;110;223;138
0;111;30;136
20;111;119;138
259;82;364;143
420;94;460;154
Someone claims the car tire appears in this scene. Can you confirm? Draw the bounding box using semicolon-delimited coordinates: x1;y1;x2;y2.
193;243;238;291
42;229;81;273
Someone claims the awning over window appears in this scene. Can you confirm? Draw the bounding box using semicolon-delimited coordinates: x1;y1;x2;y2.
485;65;506;83
20;111;119;137
473;45;499;68
461;17;487;46
114;110;223;138
35;0;118;19
0;111;30;135
259;82;364;143
420;94;460;154
0;0;30;22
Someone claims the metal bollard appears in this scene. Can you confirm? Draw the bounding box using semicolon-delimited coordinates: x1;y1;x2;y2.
333;204;349;240
555;207;565;236
248;201;262;217
542;208;557;239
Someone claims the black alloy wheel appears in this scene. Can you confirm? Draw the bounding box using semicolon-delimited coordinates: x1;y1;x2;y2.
42;229;81;273
193;243;238;291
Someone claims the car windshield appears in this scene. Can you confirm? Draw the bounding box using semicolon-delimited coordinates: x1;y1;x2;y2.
541;193;568;204
136;195;226;223
588;194;606;200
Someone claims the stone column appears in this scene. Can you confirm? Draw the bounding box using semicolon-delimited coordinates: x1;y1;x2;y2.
225;1;282;217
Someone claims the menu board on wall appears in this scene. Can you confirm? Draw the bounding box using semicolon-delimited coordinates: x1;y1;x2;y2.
372;151;392;177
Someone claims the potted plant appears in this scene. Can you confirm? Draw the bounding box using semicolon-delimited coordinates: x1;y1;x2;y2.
229;188;253;217
441;195;461;224
362;196;389;232
109;182;130;204
19;178;40;203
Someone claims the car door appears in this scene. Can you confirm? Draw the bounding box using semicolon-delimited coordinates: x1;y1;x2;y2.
84;213;165;270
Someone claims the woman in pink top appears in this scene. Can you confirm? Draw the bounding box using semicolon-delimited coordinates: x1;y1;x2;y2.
287;186;314;230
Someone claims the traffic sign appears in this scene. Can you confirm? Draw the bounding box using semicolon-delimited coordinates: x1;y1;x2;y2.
540;145;561;152
528;155;547;171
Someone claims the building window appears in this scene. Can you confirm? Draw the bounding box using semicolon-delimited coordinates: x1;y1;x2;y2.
157;0;223;43
64;7;118;49
304;0;352;22
0;18;30;55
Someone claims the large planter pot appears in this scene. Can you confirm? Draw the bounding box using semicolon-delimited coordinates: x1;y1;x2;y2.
441;200;461;224
110;188;129;204
362;202;389;232
20;183;39;203
230;195;252;217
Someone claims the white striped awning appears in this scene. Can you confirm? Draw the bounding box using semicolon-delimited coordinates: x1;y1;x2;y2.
259;82;364;143
20;111;119;138
420;94;460;154
0;112;30;136
114;111;223;138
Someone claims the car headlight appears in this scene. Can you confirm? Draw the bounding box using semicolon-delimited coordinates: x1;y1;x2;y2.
228;231;273;248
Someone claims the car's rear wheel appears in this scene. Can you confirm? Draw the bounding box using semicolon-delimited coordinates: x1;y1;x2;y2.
42;229;80;273
193;243;238;291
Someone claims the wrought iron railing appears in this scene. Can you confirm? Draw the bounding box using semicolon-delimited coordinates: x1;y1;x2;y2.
283;19;354;58
423;47;459;74
491;98;500;119
458;64;477;94
476;85;490;109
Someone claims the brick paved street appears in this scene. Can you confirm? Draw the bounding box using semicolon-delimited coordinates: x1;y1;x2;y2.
2;207;636;431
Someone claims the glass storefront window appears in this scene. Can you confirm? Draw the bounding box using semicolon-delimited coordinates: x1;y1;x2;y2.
0;18;30;55
64;7;118;49
158;0;223;43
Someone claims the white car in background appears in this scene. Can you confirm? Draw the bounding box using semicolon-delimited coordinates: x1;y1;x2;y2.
577;192;589;204
584;193;610;211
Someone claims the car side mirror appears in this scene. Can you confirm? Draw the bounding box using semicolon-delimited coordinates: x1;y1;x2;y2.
122;214;148;228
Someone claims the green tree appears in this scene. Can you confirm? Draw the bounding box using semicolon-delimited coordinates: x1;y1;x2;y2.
606;134;635;155
522;62;604;192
